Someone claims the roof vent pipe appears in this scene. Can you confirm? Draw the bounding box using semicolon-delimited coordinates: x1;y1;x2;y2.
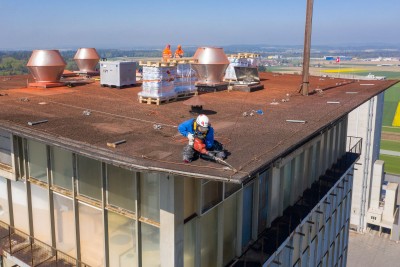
27;50;66;83
74;48;100;72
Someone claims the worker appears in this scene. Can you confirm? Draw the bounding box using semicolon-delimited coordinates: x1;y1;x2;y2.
178;114;226;163
162;44;172;61
174;45;184;58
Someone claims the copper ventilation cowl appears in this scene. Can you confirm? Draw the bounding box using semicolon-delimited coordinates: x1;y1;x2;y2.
192;47;229;84
27;50;66;83
74;48;100;72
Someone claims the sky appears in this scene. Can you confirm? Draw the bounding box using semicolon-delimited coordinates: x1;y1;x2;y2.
1;0;400;50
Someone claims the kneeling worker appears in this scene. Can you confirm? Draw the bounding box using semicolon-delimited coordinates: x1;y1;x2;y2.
178;114;226;163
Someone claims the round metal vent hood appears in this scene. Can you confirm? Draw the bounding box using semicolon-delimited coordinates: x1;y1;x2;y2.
192;47;229;84
27;50;66;83
74;48;100;72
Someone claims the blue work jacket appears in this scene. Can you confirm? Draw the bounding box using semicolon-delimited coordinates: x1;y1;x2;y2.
178;118;215;149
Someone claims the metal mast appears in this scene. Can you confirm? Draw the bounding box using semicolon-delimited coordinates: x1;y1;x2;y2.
301;0;314;96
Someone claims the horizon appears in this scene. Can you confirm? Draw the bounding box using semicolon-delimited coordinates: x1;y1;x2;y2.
1;0;400;50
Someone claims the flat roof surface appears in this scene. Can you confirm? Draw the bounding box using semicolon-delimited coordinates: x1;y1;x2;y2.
0;73;397;183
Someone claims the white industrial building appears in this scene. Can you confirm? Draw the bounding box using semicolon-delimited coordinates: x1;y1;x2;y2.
0;70;397;266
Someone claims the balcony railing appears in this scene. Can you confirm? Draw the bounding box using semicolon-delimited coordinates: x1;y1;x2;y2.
233;136;362;266
0;221;90;267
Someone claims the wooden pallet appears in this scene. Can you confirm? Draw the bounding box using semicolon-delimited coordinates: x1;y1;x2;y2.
237;53;261;58
138;95;177;105
139;60;176;67
169;58;198;64
177;91;196;98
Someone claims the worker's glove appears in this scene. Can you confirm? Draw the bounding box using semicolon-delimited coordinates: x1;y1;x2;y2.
187;133;194;146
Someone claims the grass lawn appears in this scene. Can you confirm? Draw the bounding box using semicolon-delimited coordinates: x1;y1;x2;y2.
381;140;400;152
379;154;400;175
382;126;400;133
383;83;400;126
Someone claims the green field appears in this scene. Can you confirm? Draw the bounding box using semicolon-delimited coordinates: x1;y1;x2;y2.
381;140;400;152
382;83;400;127
379;154;400;175
382;126;400;133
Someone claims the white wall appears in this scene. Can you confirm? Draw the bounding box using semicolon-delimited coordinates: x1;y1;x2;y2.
347;93;384;231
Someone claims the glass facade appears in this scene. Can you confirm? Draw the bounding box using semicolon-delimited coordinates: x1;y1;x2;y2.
77;155;102;200
107;164;136;212
242;183;254;248
201;180;222;212
0;177;9;224
53;193;76;257
184;218;196;267
223;194;238;266
201;208;218;267
31;184;51;245
11;180;29;233
141;223;160;267
28;139;47;182
108;211;137;267
140;173;160;222
51;147;73;190
79;202;105;267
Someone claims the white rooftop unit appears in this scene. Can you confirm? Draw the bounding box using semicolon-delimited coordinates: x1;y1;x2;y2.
100;61;136;88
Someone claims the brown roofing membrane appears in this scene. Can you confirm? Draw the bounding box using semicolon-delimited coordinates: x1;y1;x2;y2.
0;73;398;183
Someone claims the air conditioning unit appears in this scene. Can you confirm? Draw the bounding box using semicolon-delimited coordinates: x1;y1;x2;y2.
100;61;136;88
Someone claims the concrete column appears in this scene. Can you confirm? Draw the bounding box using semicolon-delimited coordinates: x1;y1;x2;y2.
160;175;184;267
383;183;398;221
320;132;327;177
370;160;384;210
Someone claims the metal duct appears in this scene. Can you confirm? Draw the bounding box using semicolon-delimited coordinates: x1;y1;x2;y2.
27;50;66;83
192;47;229;84
74;48;100;72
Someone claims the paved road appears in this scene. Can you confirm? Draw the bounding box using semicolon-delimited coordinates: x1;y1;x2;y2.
380;149;400;156
347;231;400;267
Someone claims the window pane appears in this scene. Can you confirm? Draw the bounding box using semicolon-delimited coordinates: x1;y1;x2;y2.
79;202;104;267
108;211;137;267
0;130;12;166
31;184;51;244
28;140;47;182
11;180;29;233
201;208;218;267
77;155;102;200
141;223;160;267
242;183;253;248
107;165;136;212
52;147;73;190
202;180;222;213
258;171;269;233
184;219;196;267
184;177;196;219
140;173;160;222
54;193;76;257
223;194;237;266
225;182;241;198
0;177;10;224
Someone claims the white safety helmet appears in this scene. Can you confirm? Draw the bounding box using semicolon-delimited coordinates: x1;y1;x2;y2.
196;114;209;132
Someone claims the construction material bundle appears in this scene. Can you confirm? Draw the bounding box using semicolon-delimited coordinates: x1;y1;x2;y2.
175;64;197;94
138;65;177;98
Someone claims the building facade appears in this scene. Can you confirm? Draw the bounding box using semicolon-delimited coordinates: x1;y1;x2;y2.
0;115;360;267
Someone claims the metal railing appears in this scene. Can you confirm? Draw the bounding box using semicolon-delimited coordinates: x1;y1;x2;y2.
0;221;90;267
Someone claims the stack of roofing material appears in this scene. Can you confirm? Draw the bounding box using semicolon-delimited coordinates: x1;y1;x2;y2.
174;63;197;94
138;65;177;98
